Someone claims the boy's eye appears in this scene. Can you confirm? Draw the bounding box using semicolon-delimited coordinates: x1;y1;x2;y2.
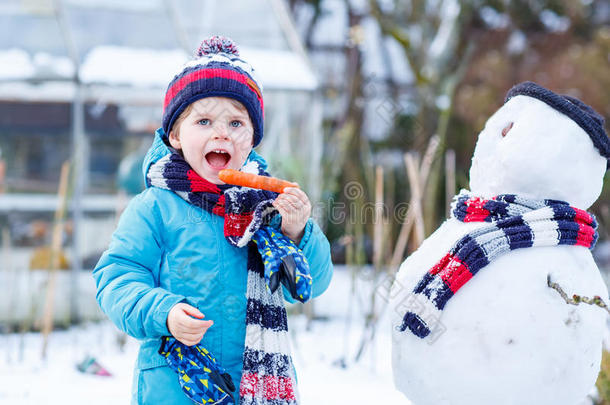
198;119;210;125
230;120;242;128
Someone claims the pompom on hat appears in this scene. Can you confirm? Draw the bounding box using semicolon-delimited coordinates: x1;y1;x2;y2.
162;36;265;146
505;81;610;169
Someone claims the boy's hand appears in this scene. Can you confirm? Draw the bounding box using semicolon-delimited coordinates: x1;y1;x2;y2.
273;187;311;245
167;303;213;346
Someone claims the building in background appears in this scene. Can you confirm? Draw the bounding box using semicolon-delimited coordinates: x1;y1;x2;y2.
0;0;322;325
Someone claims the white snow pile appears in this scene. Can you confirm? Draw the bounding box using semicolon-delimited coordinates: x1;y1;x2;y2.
78;45;318;91
79;46;188;87
0;49;74;80
239;46;318;91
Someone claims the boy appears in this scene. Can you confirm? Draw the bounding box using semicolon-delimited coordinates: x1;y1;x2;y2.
93;36;333;405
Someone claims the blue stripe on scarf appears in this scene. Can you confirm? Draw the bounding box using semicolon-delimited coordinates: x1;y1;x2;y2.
456;235;490;274
497;216;533;249
242;348;292;377
431;284;454;309
413;273;435;295
483;199;509;220
245;298;288;332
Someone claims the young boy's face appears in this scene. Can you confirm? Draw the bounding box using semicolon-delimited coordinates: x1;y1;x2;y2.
169;97;254;184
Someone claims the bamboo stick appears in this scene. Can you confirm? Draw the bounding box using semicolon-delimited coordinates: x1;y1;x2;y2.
405;153;425;247
2;227;13;362
0;158;5;194
41;160;71;359
389;136;440;270
373;165;384;271
445;149;456;216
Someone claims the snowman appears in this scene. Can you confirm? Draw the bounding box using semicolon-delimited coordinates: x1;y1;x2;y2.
390;82;610;405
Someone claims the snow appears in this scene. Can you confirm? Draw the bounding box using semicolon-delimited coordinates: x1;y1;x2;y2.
0;267;410;404
478;6;510;30
540;9;570;33
79;46;188;87
33;52;75;78
506;30;527;55
240;46;318;91
0;49;74;80
309;0;348;48
0;49;35;79
435;94;451;111
1;43;317;92
78;45;317;91
63;0;163;11
427;0;460;63
360;17;414;85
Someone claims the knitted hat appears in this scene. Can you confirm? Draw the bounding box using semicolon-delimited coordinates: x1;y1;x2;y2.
505;81;610;169
162;36;264;146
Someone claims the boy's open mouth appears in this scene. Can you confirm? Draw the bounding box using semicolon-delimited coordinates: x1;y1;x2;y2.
205;149;231;169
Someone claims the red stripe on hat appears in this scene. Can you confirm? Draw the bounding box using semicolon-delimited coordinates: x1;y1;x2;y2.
186;169;222;193
163;67;263;110
438;256;473;293
239;373;296;400
224;212;254;237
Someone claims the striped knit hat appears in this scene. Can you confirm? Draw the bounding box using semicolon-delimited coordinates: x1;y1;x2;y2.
505;82;610;169
162;36;265;146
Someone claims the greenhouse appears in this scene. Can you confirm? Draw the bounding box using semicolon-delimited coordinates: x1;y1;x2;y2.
0;0;322;324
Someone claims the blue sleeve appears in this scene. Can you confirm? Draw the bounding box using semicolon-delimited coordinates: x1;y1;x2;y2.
92;190;186;339
279;218;334;304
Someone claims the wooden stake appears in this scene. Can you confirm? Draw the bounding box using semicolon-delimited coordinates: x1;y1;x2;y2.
0;159;5;194
373;165;384;271
41;160;71;359
2;226;13;362
389;136;440;270
404;153;425;246
445;149;456;216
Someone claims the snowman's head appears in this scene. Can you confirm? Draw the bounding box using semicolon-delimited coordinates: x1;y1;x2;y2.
469;82;609;210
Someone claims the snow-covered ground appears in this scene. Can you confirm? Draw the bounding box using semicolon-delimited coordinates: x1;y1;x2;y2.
0;267;409;404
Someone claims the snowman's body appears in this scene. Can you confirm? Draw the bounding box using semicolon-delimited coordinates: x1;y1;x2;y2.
391;92;609;405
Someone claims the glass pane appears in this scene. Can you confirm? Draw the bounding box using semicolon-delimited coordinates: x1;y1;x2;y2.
0;102;72;193
64;5;182;62
86;103;159;194
0;15;67;56
175;0;289;51
62;0;163;12
88;133;150;194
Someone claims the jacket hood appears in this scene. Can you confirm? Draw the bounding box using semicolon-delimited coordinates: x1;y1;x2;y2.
142;127;269;187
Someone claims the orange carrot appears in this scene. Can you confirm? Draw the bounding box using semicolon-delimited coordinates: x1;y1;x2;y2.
218;169;298;193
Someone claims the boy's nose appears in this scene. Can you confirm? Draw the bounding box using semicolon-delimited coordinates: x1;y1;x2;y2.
211;123;230;140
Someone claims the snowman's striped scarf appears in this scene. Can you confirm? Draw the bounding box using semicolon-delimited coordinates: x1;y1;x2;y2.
399;190;598;339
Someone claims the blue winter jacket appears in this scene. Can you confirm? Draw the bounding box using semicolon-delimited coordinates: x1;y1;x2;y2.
93;128;333;405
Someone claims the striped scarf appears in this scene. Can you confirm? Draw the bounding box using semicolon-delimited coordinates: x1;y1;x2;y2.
399;190;598;339
148;151;303;405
